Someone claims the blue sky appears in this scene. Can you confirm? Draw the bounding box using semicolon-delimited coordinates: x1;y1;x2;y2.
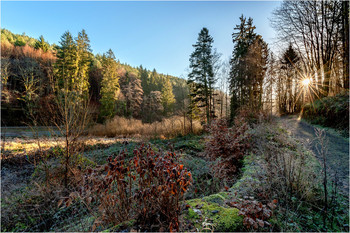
1;1;281;77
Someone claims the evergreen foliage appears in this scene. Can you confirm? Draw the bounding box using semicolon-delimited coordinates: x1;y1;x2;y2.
2;28;49;49
55;31;79;92
123;74;143;118
142;91;164;122
229;15;268;120
188;27;216;124
278;44;301;114
187;82;201;132
34;36;49;52
76;29;92;97
1;28;191;125
161;76;176;115
100;49;120;120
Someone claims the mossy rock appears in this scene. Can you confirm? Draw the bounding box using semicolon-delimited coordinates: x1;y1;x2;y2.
184;198;243;232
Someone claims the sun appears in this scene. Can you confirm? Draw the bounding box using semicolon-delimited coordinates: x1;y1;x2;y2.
301;78;311;87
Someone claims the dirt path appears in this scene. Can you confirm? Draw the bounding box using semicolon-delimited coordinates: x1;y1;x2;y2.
277;115;349;195
278;116;349;195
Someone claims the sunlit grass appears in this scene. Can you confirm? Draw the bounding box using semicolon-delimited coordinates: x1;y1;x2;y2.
1;137;133;157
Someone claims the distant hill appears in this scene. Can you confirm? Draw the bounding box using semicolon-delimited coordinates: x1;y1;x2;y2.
1;28;188;126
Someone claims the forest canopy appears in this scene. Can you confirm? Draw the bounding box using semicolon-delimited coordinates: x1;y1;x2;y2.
1;28;195;126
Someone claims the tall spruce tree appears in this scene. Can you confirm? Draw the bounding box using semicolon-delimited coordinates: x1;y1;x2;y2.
139;65;150;95
187;81;201;132
100;49;120;120
142;91;163;123
188;27;215;124
229;15;268;120
279;44;300;113
54;31;91;187
76;29;92;97
124;75;143;118
55;31;78;91
161;76;175;115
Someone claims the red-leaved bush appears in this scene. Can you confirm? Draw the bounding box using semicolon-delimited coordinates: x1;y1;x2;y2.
228;198;277;230
204;117;250;181
67;144;192;232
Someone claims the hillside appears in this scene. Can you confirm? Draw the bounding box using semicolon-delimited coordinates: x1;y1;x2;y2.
1;28;189;126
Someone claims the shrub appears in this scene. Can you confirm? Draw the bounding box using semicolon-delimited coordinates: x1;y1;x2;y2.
228;197;277;231
88;116;202;138
204;117;250;182
69;144;192;231
302;92;349;131
235;106;272;126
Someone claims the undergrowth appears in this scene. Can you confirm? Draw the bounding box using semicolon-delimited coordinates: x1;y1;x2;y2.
302;91;349;133
239;122;349;232
204;117;251;183
66;144;192;232
2;117;348;232
88;116;203;138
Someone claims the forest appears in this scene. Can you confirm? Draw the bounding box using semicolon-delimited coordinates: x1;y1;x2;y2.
1;1;349;232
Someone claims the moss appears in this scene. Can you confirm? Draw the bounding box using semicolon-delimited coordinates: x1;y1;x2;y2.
184;198;243;231
214;207;242;231
186;208;200;219
202;192;229;205
230;152;264;196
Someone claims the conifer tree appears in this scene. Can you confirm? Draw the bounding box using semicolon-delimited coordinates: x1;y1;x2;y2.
54;31;91;187
76;29;92;97
279;44;300;113
55;31;78;91
139;65;150;95
187;82;201;132
188;27;216;124
34;35;49;52
100;49;120;120
149;68;161;92
161;76;175;115
142;91;164;122
229;15;268;119
124;75;143;118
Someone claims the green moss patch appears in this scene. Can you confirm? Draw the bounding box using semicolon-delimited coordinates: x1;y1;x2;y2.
183;196;243;232
202;192;229;205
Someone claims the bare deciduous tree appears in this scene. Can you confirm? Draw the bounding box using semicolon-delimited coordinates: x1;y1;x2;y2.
271;0;344;97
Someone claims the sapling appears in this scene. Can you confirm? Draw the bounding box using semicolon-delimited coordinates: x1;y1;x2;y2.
314;128;329;230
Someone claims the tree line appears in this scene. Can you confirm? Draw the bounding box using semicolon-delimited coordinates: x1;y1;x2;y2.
2;0;348;127
1;29;192;126
187;15;268;125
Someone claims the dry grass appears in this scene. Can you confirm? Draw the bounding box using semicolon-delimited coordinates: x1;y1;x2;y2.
1;138;62;158
247;121;324;227
1;137;136;159
88;116;202;138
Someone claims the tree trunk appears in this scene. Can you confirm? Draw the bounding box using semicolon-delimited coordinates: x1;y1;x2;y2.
64;134;69;188
342;1;349;89
323;65;331;97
